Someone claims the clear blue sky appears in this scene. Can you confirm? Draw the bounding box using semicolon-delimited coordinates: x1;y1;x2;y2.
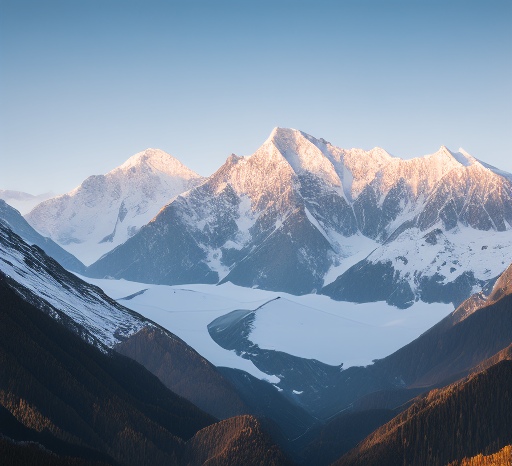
1;0;511;194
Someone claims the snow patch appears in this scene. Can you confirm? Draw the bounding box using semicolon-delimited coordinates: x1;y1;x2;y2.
323;234;378;286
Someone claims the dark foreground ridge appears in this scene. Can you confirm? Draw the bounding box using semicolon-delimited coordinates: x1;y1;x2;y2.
334;360;512;466
0;274;290;466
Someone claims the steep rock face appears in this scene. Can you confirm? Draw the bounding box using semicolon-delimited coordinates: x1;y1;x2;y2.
219;206;334;293
322;260;415;308
86;196;220;285
26;149;204;265
86;128;512;303
349;147;463;240
417;162;512;232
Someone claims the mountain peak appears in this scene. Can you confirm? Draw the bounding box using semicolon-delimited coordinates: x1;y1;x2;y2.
0;190;56;215
266;127;303;144
435;145;479;168
259;127;344;188
26;148;205;265
117;148;200;180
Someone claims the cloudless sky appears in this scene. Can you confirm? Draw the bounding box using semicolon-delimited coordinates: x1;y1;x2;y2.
1;0;511;194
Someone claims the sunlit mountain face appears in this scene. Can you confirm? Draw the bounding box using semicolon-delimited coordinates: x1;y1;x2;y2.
78;128;512;309
2;128;511;465
26;148;204;265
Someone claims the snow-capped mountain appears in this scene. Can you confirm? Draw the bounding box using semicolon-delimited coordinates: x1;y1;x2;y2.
87;129;380;291
322;224;512;308
0;199;85;273
0;189;54;214
0;222;146;347
85;128;512;306
25;148;204;265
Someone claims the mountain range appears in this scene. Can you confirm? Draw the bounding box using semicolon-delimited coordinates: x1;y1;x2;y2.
72;128;512;307
2;128;511;465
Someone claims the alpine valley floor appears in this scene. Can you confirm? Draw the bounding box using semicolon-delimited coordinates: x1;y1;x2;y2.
81;276;453;382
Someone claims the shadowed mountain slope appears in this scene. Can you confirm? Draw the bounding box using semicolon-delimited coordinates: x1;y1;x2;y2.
0;273;292;466
115;327;249;420
334;360;512;466
0;199;85;273
0;274;215;465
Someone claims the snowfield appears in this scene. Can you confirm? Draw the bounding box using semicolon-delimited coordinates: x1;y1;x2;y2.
82;277;453;373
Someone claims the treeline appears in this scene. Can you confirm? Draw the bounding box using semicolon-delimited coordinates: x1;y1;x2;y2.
448;445;511;466
0;438;108;466
0;403;111;466
183;415;291;466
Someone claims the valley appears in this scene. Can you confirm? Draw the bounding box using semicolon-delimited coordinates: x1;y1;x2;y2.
1;128;511;465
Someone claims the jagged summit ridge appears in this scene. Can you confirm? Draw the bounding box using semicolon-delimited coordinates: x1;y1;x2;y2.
86;128;512;306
